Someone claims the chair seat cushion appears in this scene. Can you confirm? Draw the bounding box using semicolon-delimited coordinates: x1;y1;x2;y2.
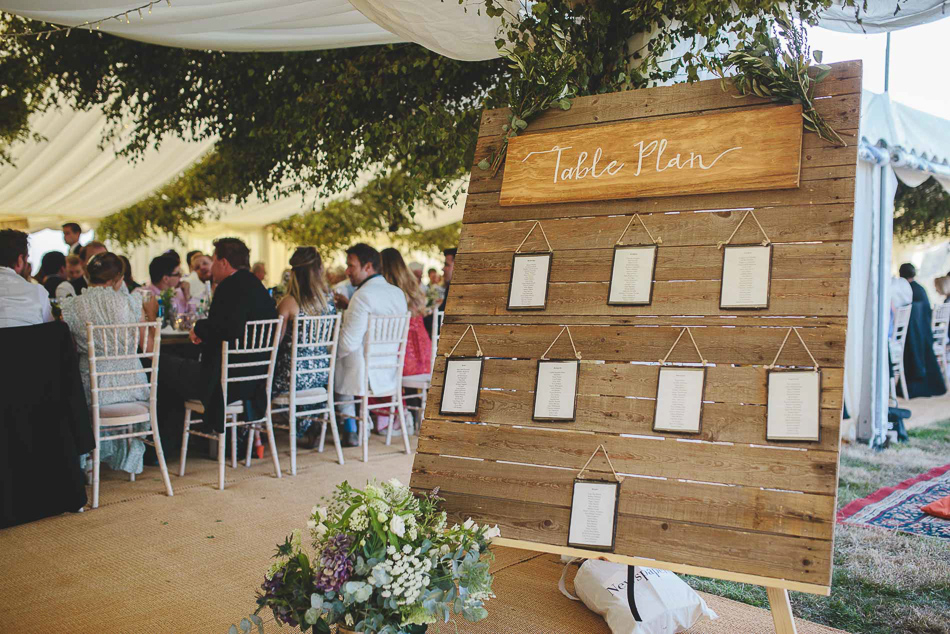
99;402;149;418
402;374;432;388
185;399;243;414
273;387;329;406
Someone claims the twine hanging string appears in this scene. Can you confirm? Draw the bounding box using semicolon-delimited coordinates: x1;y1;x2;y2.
616;213;662;246
659;327;707;366
767;327;820;372
444;324;483;358
541;326;582;360
515;221;554;253
716;210;772;249
577;444;623;483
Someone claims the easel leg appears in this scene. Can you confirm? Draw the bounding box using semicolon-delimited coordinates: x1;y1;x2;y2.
766;587;798;634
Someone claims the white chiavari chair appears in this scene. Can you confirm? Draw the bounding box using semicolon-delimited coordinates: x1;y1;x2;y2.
889;305;912;399
179;317;283;490
336;313;412;462
402;309;443;434
86;320;172;509
271;314;342;473
932;303;950;387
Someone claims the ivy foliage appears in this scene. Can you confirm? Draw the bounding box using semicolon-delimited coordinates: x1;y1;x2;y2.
3;1;847;246
893;177;950;242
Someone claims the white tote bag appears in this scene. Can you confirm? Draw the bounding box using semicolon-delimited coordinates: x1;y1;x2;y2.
561;558;717;634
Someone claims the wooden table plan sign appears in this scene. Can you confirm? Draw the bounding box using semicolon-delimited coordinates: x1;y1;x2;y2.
411;60;861;633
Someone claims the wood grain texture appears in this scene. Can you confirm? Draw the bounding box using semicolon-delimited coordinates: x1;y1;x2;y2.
413;454;836;540
432;490;833;585
454;243;853;286
499;105;804;205
418;419;837;495
434;323;846;367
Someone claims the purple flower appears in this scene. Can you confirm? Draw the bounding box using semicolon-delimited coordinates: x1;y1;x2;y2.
260;570;299;627
314;534;354;593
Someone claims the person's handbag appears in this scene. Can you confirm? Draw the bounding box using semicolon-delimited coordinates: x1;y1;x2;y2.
560;558;717;633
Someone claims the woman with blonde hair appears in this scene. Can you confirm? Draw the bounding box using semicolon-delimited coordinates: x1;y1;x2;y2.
381;247;432;372
273;247;337;445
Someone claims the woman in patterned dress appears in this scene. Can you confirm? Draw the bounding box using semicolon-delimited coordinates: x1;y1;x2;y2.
61;252;159;475
376;248;431;433
274;247;337;446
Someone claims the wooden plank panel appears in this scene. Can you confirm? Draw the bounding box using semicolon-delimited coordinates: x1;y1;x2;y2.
434;323;846;367
499;106;804;206
453;243;852;286
413;454;836;540
422;385;841;451
477;62;861;137
464;177;856;224
459;208;854;253
418;420;838;494
431;358;844;408
448;278;850;317
432;490;832;586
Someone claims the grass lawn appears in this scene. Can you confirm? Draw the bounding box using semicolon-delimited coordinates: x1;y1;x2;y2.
685;420;950;634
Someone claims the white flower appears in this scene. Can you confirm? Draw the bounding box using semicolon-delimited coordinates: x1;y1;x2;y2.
315;506;328;521
463;518;476;530
439;544;451;556
390;515;406;538
387;545;397;555
307;519;317;529
315;523;328;537
483;524;501;540
377;512;388;523
388;477;404;489
311;505;319;516
402;544;412;554
344;614;354;627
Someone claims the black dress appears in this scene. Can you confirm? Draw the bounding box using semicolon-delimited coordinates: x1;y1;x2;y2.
900;281;948;398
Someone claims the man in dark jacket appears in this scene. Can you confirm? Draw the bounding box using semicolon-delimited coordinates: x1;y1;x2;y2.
159;237;278;431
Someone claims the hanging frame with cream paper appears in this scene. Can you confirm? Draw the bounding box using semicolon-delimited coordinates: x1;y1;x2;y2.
653;366;706;434
767;369;822;442
719;244;773;309
508;252;553;310
533;359;580;422
608;245;657;306
567;479;620;552
439;357;485;416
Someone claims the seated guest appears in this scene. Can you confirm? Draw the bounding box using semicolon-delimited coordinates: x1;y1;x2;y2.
183;252;213;304
185;249;201;274
60;253;160;475
144;255;190;315
332;271;357;309
252;261;268;283
897;263;947;398
334;243;408;447
375;248;432;434
37;251;67;297
65;254;83;281
62;222;83;255
119;255;140;292
158;238;278;432
273;247;337;446
56;241;107;299
424;247;455;333
0;229;53;328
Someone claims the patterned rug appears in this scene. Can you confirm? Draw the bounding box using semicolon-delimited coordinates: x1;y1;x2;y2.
837;464;950;538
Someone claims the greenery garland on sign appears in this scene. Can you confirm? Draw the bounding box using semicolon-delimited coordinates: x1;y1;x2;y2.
3;1;855;246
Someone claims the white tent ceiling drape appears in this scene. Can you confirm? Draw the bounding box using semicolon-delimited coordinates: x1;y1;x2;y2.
818;0;950;34
0;0;513;60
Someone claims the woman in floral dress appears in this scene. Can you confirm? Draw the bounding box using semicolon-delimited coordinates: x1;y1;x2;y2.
274;247;337;446
61;253;159;475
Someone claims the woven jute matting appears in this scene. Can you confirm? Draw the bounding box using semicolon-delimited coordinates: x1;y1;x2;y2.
0;435;848;633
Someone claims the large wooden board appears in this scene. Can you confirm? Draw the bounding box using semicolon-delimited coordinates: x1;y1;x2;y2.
410;61;860;594
500;105;804;205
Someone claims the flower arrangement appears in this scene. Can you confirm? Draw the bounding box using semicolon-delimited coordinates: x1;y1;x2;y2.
229;479;499;634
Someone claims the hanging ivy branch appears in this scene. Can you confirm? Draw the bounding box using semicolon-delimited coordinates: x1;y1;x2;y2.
706;17;845;146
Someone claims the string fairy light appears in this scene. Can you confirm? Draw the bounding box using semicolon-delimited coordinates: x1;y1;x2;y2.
0;1;169;41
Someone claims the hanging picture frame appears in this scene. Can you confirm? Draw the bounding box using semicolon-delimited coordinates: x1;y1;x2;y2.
607;214;661;306
532;326;582;422
717;210;773;310
568;445;623;552
766;328;822;443
438;325;485;417
652;327;707;434
507;221;554;311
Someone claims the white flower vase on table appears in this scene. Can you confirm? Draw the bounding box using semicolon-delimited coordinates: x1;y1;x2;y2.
229;479;499;634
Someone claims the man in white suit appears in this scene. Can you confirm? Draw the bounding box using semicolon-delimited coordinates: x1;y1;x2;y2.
335;243;408;447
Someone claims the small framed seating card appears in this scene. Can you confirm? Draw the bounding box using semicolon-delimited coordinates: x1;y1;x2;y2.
439;357;484;416
568;479;620;551
767;370;821;442
653;366;706;433
720;244;773;309
508;252;553;310
533;359;580;422
608;245;657;305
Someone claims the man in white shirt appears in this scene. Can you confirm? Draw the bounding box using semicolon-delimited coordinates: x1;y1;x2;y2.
0;229;53;328
183;252;213;304
334;243;408;447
